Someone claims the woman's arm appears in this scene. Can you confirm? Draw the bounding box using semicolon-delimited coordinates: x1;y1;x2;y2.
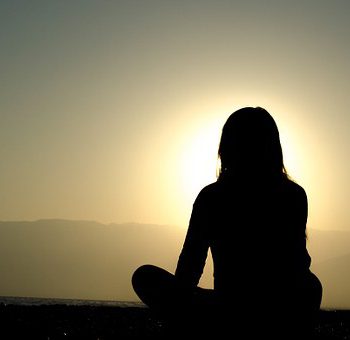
291;183;311;273
175;192;210;287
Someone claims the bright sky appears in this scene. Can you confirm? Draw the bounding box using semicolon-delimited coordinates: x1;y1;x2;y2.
1;0;349;232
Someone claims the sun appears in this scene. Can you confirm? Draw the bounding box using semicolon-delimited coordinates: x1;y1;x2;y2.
177;112;302;207
178;119;223;206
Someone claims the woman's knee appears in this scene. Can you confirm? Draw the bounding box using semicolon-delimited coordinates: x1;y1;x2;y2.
132;264;174;294
132;264;156;291
309;272;323;309
132;264;179;310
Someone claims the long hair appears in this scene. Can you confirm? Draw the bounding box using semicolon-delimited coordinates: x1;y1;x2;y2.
218;107;289;181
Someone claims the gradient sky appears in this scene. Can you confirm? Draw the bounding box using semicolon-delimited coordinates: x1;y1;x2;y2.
1;0;350;232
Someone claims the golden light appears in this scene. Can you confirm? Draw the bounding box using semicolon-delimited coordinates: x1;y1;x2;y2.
178;118;223;207
280;131;304;183
176;109;307;209
168;103;331;231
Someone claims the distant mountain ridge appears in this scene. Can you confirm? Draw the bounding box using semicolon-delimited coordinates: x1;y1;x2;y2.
305;228;350;308
307;228;350;263
0;219;187;302
0;220;349;308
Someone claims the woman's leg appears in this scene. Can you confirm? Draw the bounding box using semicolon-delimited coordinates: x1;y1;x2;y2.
132;264;229;337
307;271;323;311
132;264;195;314
132;264;220;335
282;271;323;339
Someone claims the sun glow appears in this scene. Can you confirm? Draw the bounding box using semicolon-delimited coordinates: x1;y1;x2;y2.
179;119;223;206
176;111;306;206
171;105;329;231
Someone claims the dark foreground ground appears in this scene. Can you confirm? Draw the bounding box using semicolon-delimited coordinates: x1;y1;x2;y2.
0;304;349;339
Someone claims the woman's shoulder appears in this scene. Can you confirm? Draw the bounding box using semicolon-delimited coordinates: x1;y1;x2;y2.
283;178;306;193
282;178;307;202
197;181;220;196
194;181;222;203
195;178;307;202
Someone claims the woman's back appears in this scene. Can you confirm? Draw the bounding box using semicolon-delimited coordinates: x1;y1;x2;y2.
177;176;311;304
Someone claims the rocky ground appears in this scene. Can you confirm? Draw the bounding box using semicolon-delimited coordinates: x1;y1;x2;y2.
0;304;349;339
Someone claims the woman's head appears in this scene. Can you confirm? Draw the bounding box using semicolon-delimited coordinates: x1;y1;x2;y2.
218;107;288;180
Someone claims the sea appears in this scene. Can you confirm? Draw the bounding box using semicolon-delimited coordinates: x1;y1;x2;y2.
0;296;144;308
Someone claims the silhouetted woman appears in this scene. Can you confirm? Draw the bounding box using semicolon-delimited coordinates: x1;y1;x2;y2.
132;107;322;338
